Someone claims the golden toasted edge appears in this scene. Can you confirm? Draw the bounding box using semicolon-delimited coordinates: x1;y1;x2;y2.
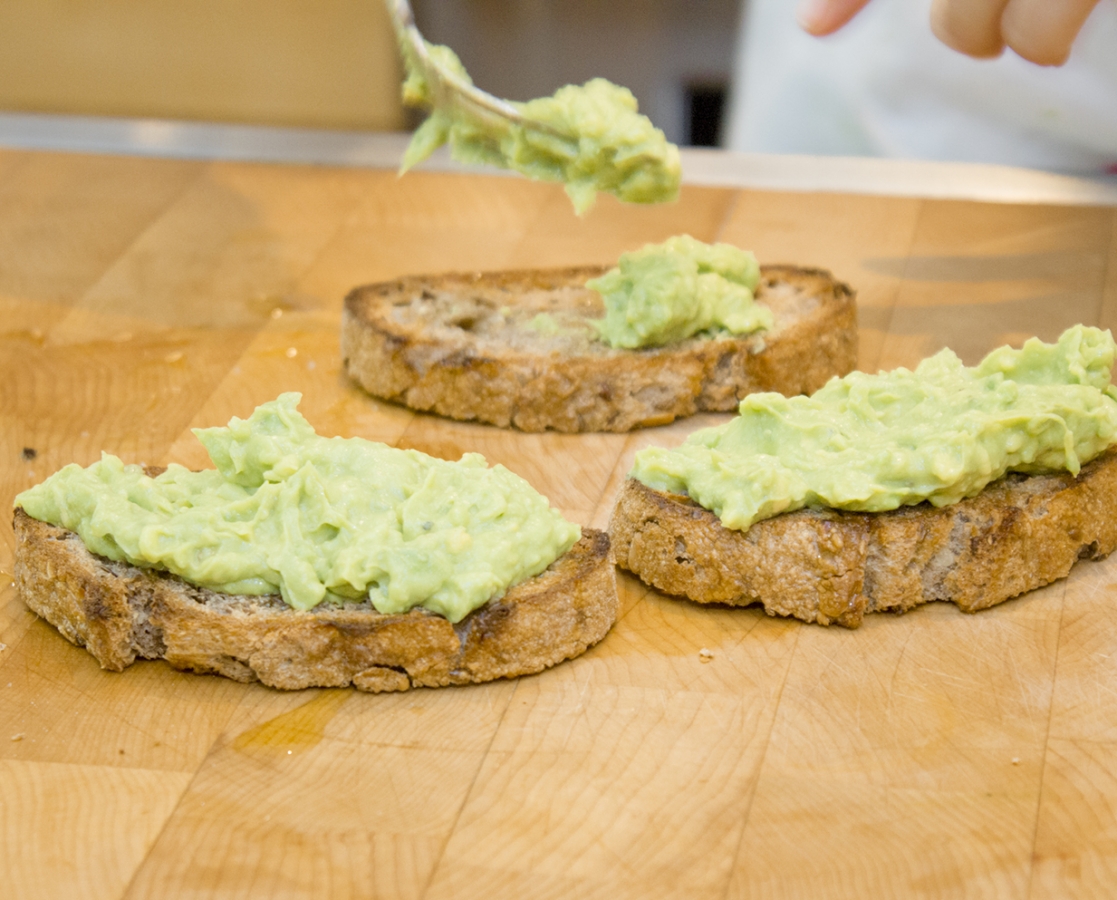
340;265;857;433
608;448;1117;628
12;509;617;692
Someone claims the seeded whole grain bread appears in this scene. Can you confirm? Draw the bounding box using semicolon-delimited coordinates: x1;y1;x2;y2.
13;509;616;692
341;264;857;433
609;448;1117;628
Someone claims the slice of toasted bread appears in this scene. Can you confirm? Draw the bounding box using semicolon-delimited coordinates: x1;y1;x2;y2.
609;449;1117;628
13;509;616;692
341;265;857;433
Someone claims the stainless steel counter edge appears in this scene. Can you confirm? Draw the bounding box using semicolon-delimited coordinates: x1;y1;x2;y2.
2;111;1116;206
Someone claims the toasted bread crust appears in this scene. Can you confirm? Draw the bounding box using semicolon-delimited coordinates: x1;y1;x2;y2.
609;449;1117;628
341;265;857;432
13;510;616;691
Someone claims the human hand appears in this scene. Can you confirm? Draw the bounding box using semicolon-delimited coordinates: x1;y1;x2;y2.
796;0;1104;65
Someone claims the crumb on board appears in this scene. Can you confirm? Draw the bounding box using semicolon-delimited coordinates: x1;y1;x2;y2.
10;734;24;742
21;447;36;461
698;648;715;663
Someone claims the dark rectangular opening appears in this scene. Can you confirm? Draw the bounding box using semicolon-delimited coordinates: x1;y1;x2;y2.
685;82;727;147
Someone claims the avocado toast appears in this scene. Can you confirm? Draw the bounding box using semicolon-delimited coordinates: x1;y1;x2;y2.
610;326;1117;627
341;260;857;433
13;396;617;691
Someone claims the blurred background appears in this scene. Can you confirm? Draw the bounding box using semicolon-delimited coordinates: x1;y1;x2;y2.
0;0;1113;170
0;0;409;133
0;0;738;146
410;0;740;147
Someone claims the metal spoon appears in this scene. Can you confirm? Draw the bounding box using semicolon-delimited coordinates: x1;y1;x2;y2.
384;0;568;138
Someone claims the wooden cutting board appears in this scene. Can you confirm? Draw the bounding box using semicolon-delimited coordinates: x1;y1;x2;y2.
2;147;1117;899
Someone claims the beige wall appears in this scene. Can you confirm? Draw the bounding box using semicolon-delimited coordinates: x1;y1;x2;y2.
0;0;405;131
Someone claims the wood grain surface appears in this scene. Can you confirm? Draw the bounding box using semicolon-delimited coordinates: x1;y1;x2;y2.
3;147;1117;899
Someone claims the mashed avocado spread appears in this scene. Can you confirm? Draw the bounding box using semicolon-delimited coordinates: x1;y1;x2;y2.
589;235;772;349
632;326;1117;530
15;394;580;622
400;42;680;216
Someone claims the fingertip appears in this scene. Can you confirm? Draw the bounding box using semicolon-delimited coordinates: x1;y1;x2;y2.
796;0;833;35
929;0;1007;58
796;0;867;37
1010;44;1071;67
1001;0;1090;66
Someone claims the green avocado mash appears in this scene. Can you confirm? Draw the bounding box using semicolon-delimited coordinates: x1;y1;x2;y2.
589;235;772;349
400;41;680;216
15;394;580;622
632;326;1117;530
